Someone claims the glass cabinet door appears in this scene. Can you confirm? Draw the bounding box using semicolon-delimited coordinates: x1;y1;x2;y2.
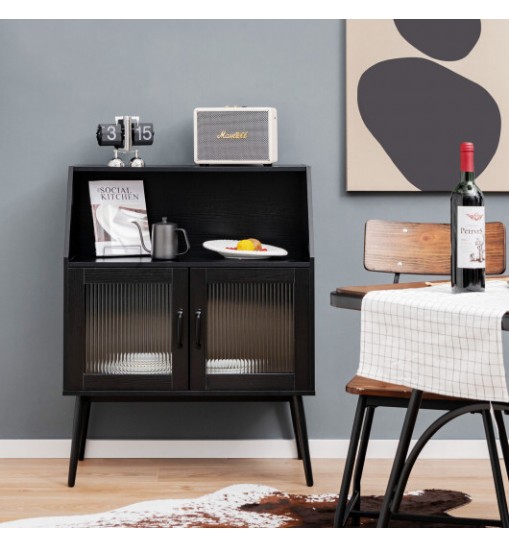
189;268;312;392
85;283;172;375
64;267;188;392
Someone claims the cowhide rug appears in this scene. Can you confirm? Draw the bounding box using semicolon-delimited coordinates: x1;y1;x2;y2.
0;484;472;528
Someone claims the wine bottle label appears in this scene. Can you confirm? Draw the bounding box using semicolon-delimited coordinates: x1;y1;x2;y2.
457;206;486;269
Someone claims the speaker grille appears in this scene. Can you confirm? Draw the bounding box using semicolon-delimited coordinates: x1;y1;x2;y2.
197;110;270;162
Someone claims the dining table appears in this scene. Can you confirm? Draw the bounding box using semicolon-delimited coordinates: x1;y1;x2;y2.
330;278;509;527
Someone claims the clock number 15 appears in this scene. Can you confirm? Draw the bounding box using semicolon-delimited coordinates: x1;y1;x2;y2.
132;123;154;145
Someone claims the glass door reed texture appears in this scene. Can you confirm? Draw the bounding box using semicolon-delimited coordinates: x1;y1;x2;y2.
206;281;295;375
85;282;172;375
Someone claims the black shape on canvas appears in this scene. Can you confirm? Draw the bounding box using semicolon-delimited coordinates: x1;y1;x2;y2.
394;20;481;61
357;58;500;191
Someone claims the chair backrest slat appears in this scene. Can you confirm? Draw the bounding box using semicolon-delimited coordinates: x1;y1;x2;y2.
364;220;506;276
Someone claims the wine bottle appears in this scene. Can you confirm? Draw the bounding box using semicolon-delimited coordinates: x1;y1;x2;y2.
450;142;485;292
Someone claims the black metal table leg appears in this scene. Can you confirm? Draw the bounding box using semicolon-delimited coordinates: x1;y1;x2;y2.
68;396;87;487
291;396;313;486
78;399;91;461
377;389;423;528
482;409;509;527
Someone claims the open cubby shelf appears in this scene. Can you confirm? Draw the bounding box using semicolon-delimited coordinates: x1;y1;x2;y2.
66;165;312;264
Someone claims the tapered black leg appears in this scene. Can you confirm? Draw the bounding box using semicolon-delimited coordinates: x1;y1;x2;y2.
494;410;509;481
334;396;368;527
68;396;87;487
377;389;423;528
291;396;313;486
482;410;509;527
78;399;92;461
289;398;303;460
351;404;375;526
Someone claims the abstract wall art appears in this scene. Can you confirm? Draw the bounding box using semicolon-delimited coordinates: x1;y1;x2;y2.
347;20;507;191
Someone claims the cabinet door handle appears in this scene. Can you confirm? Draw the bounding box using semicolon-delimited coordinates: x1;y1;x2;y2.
195;309;202;348
176;309;184;348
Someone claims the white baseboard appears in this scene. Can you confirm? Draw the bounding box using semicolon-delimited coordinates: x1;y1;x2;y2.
0;439;500;459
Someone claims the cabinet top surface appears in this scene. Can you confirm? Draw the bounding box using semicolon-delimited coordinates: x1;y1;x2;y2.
66;258;312;267
70;164;309;172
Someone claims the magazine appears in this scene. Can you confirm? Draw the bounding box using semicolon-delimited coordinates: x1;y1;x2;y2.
88;180;151;257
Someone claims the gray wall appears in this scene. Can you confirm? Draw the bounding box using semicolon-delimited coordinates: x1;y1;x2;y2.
0;19;502;441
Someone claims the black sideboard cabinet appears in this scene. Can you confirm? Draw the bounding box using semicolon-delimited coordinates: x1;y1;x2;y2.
64;165;315;486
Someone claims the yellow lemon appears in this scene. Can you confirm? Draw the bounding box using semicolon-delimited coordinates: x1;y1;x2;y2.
236;239;255;251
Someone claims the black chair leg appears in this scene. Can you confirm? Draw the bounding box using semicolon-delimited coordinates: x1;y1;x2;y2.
291;396;313;487
377;389;423;528
78;399;91;461
351;404;375;526
68;396;87;487
494;410;509;481
334;396;369;527
482;410;509;527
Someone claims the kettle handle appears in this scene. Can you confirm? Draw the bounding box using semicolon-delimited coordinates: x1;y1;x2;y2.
175;228;191;256
131;221;152;254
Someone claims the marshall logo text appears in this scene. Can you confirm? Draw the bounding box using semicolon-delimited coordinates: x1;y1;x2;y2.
217;131;248;139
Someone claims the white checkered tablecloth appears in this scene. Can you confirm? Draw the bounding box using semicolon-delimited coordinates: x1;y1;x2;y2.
358;280;509;402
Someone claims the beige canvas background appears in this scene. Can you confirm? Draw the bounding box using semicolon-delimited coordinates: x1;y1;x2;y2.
347;20;509;191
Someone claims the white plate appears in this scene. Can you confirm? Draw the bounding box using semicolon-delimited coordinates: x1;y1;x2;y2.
203;240;288;260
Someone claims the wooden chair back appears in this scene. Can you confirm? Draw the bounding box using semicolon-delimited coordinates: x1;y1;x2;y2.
364;220;506;277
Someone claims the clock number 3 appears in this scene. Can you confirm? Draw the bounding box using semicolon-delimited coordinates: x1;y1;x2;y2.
106;125;118;141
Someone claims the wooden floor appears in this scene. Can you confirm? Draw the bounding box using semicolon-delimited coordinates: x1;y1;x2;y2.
0;458;507;524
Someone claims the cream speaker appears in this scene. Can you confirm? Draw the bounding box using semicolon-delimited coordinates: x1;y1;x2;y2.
194;107;278;164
